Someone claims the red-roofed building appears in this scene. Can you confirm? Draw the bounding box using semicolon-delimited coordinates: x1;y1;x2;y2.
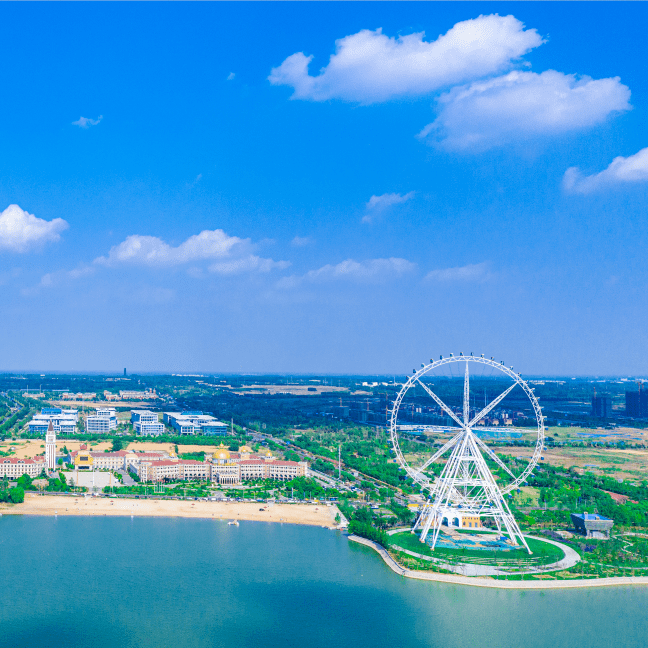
0;456;46;478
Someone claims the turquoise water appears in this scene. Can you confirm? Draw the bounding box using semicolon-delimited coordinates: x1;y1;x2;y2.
1;516;647;648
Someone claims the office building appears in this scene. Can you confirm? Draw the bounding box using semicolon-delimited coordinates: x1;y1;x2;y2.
86;408;118;433
163;411;228;435
29;408;78;434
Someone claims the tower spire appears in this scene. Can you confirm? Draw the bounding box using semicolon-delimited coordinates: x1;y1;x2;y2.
46;420;56;472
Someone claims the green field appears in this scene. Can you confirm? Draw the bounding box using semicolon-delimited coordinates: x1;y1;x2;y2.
389;531;565;566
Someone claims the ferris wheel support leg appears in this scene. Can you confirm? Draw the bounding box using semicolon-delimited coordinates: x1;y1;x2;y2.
429;514;444;550
500;504;532;554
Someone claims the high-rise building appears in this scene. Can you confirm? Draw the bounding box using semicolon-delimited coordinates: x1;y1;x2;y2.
591;394;612;418
45;420;56;471
626;386;648;417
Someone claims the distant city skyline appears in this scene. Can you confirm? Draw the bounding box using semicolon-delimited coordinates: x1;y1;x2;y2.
1;3;647;375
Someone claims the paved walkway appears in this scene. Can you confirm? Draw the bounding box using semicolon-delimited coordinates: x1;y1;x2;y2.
348;535;648;589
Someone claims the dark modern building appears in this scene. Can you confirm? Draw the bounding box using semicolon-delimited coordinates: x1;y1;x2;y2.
625;387;648;417
591;394;612;418
571;512;614;539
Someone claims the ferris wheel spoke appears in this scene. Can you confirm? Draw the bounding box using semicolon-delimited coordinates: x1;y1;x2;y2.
414;430;464;475
468;381;518;428
473;426;538;435
416;379;464;428
395;424;464;434
463;362;470;425
472;434;517;481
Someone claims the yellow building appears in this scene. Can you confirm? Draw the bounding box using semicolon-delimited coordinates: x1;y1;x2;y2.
461;515;483;529
74;450;94;471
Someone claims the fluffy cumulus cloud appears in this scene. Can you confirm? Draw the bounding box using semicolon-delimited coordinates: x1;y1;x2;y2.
269;15;543;104
0;204;68;253
424;262;491;283
419;70;631;151
363;191;415;223
563;147;648;194
278;257;416;289
72;115;103;128
94;229;288;275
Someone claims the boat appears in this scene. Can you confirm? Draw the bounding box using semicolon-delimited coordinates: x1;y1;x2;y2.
228;520;239;526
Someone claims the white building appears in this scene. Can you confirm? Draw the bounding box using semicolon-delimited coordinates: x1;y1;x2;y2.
0;456;45;478
86;408;118;433
135;421;165;436
131;410;165;436
29;408;78;434
163;412;228;436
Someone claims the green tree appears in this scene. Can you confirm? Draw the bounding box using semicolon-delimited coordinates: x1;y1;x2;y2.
16;473;32;490
9;486;24;503
112;437;123;452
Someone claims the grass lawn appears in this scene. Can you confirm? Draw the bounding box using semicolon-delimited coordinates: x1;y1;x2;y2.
389;531;565;565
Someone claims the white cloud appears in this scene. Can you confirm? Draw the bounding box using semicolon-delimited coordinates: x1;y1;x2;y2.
291;235;314;247
72;115;103;129
94;229;289;275
208;256;290;275
563;147;648;194
0;204;68;253
419;70;631;151
363;191;415;223
269;15;543;104
424;262;492;283
277;257;416;289
227;72;235;81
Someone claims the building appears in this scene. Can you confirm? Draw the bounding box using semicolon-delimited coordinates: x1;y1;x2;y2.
86;408;118;433
162;412;228;436
131;410;164;436
69;448;171;472
120;389;158;400
0;456;45;478
61;392;96;400
135;460;180;482
425;507;484;530
74;449;94;471
29;408;78;435
126;444;308;485
571;512;614;539
45;421;56;471
626;387;648;417
591;394;613;418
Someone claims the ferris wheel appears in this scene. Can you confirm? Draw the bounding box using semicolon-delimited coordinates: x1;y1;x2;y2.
389;353;545;554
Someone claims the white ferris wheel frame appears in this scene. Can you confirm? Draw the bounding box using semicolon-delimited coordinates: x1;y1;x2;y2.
389;354;545;499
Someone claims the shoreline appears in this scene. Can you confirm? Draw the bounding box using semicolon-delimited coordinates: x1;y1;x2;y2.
348;535;648;590
0;494;340;528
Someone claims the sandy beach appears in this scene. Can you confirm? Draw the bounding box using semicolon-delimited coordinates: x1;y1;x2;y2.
0;494;340;528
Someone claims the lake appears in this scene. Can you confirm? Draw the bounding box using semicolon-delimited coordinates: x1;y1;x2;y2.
1;515;646;648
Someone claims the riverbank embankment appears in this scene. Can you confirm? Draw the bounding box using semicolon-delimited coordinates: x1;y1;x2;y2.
348;535;648;590
0;494;340;528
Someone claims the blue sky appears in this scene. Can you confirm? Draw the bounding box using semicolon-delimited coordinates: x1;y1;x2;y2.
1;2;647;375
